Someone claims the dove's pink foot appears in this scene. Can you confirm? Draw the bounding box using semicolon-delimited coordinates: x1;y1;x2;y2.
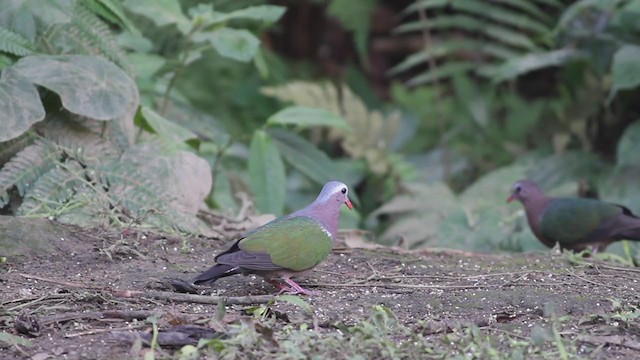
267;279;294;294
284;278;318;296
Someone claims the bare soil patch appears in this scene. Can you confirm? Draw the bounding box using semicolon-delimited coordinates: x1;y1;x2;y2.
1;218;640;359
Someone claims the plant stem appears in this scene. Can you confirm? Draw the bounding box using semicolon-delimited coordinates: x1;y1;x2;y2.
208;138;233;197
160;25;201;115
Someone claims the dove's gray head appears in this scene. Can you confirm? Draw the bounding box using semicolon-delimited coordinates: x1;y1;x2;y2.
294;181;353;238
313;181;353;209
508;180;544;204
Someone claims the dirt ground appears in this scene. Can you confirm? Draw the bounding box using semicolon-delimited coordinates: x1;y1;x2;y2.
1;218;640;359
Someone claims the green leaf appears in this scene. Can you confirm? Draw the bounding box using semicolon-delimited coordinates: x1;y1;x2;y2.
555;0;619;33
269;128;334;184
135;106;198;146
0;27;35;56
490;0;551;22
276;294;313;314
490;49;583;83
128;53;166;79
461;164;527;205
600;166;640;214
403;0;449;14
406;0;550;34
525;151;610;190
610;44;640;100
0;68;45;142
616;121;640;168
123;0;190;34
266;106;350;129
0;54;13;70
453;0;550;34
396;17;538;51
194;28;260;62
0;331;32;347
0;0;74;41
212;5;286;25
86;0;138;33
388;40;481;75
209;165;238;213
12;55;138;120
328;0;375;62
248;130;286;215
116;31;153;52
407;62;476;86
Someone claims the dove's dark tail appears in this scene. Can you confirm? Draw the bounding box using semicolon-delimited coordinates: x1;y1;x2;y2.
191;264;241;285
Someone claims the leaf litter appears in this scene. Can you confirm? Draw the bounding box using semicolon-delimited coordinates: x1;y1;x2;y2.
0;224;639;359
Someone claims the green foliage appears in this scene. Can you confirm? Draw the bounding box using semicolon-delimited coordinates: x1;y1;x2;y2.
81;0;137;32
248;130;286;215
1;0;638;256
266;106;350;130
0;27;35;56
50;3;134;75
135;106;199;147
327;0;377;63
370;164;543;252
615;120;640;168
0;0;74;42
269;129;334;185
11;55;138;120
262;81;409;177
189;305;430;359
0;331;32;348
0;69;45;142
393;0;557;84
490;0;640;87
0;140;58;206
610;44;640;99
0;0;270;235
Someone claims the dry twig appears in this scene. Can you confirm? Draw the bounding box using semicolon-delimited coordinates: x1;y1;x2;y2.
113;290;273;305
18;273;100;289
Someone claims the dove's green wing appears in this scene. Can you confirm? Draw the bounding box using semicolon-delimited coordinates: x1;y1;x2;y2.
216;216;333;272
540;198;624;246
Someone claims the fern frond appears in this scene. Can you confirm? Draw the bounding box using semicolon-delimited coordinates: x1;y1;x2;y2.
73;4;134;74
94;161;213;235
13;153;212;235
0;140;60;206
396;16;539;50
18;160;83;215
0;133;33;165
394;0;557;83
262;81;408;175
81;0;138;33
0;27;36;56
452;0;549;34
36;113;123;165
42;3;133;75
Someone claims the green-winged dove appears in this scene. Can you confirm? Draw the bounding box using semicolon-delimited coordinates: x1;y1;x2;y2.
508;179;640;252
192;181;353;295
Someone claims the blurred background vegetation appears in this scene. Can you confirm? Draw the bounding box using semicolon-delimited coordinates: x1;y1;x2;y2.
1;0;640;257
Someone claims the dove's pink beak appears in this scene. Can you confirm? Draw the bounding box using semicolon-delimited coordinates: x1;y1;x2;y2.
345;198;353;210
507;194;515;203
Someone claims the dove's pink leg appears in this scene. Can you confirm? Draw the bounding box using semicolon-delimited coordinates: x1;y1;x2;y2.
267;279;293;294
284;279;318;296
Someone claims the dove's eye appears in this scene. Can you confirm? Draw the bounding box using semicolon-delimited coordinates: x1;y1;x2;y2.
341;188;347;194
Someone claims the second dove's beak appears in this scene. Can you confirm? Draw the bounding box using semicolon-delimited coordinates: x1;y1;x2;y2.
507;194;515;203
345;198;353;210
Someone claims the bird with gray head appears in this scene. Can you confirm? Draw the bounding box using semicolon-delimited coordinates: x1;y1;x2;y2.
192;181;353;295
508;179;640;252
